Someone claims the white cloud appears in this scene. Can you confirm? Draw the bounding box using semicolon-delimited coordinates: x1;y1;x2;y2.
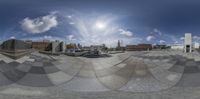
193;36;200;40
159;40;166;44
180;37;185;40
146;35;155;41
21;13;58;34
50;11;59;15
67;34;76;41
174;41;179;44
153;28;162;35
69;22;75;25
9;36;15;39
67;15;73;19
63;11;136;46
119;29;133;37
44;35;52;39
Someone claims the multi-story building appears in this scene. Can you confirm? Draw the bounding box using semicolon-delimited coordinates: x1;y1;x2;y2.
194;42;200;49
0;39;32;59
184;33;192;53
90;44;106;51
51;40;65;53
171;44;184;50
1;39;31;51
126;44;152;51
32;41;51;51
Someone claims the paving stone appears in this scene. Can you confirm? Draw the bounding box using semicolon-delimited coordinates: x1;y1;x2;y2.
62;77;109;92
3;69;26;82
7;62;20;67
43;62;54;67
184;66;200;73
97;74;128;90
31;62;43;67
44;66;60;74
168;65;185;73
0;72;13;86
176;73;200;87
17;74;54;87
29;67;46;74
77;69;96;78
16;64;31;72
47;71;73;85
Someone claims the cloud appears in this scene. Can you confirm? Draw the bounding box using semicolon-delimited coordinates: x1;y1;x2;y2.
69;22;75;25
21;13;58;34
9;36;15;39
180;37;185;40
193;36;200;41
153;28;162;35
119;29;133;37
159;40;166;44
146;35;155;41
67;34;76;41
61;10;136;46
44;35;52;39
174;41;179;44
67;15;73;19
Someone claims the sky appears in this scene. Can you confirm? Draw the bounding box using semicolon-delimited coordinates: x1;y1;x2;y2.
1;0;200;46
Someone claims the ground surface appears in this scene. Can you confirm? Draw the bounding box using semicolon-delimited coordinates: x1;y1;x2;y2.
0;50;200;99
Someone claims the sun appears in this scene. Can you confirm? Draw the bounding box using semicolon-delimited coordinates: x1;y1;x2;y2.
95;21;107;30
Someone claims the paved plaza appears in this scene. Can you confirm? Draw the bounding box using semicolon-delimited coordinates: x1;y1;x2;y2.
0;51;200;98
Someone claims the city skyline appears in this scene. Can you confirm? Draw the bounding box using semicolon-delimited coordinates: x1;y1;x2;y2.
1;0;200;46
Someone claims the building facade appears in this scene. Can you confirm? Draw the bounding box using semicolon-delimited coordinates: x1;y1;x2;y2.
32;41;51;51
1;39;31;51
184;33;192;53
126;44;152;51
194;42;200;49
51;40;65;53
171;44;184;50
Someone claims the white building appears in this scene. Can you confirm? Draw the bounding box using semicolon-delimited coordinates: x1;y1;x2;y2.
90;44;106;51
194;42;200;49
52;40;65;53
171;44;184;50
184;33;192;53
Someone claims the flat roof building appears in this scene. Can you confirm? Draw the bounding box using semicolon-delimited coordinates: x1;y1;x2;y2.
171;44;184;50
184;33;192;53
126;44;152;51
51;41;65;53
32;41;51;51
0;39;32;59
194;42;200;49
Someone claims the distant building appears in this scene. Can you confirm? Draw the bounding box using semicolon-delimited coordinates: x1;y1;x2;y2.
184;33;192;53
66;43;77;53
90;44;106;51
1;39;31;51
32;40;65;53
82;46;90;51
116;40;124;51
77;43;82;49
194;42;200;49
0;39;32;59
171;44;184;50
43;39;50;42
153;44;170;49
32;41;51;51
117;40;120;48
126;44;152;51
51;40;65;53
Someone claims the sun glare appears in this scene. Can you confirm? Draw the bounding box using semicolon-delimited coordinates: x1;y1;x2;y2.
95;21;107;30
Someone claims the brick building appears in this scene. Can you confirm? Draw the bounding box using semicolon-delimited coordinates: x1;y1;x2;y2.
126;44;152;51
31;42;51;51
